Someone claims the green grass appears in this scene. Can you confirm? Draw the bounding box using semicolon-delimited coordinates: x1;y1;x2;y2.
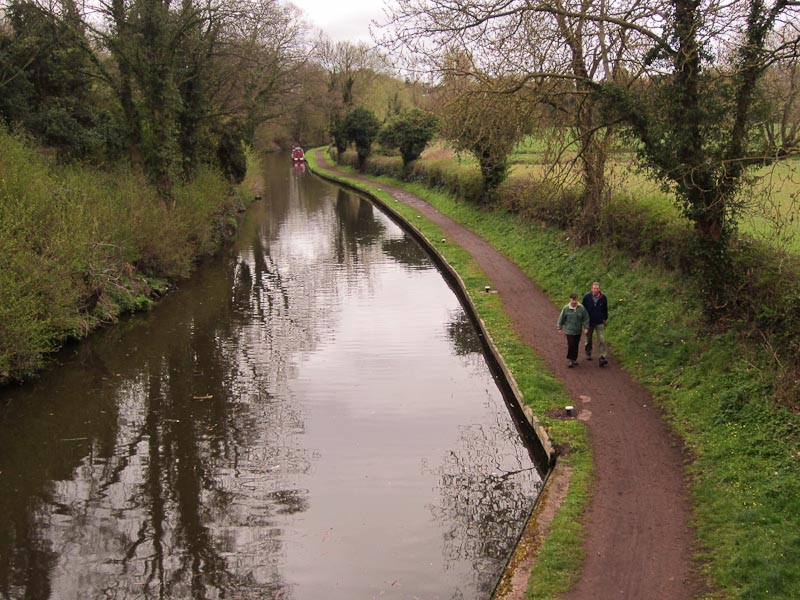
309;149;800;600
603;158;800;252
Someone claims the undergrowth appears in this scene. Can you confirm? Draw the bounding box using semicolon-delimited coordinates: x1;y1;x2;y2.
0;129;250;382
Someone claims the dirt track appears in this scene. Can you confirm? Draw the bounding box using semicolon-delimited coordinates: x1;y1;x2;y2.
312;151;704;599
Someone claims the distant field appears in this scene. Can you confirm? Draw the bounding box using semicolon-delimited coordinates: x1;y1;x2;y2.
608;159;800;253
422;139;800;253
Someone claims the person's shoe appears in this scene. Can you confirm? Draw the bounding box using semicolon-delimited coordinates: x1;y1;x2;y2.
567;360;575;368
599;356;608;367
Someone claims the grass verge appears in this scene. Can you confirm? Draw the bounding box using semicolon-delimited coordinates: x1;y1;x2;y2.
308;149;800;600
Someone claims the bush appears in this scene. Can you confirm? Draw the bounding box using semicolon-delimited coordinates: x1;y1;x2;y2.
217;130;247;183
597;194;694;271
497;177;582;229
378;109;438;167
406;159;485;203
729;238;800;367
343;107;381;170
364;155;405;179
0;129;243;382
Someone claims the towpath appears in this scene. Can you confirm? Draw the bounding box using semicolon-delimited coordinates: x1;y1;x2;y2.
312;150;703;599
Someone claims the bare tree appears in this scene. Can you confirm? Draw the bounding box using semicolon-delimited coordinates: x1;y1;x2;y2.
434;53;533;198
205;0;308;134
382;0;800;308
381;0;655;236
759;23;800;154
313;37;386;107
311;37;390;154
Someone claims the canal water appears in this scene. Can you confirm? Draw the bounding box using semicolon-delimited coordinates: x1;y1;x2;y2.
0;153;543;599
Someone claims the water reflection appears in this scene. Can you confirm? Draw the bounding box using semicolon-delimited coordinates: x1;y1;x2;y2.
0;153;542;599
426;409;537;598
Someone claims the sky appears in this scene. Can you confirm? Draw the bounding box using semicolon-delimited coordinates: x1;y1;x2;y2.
289;0;392;43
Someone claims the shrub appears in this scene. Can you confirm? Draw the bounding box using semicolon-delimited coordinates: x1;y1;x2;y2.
343;107;381;170
365;156;405;180
378;109;439;167
497;177;582;229
0;128;243;382
406;159;485;203
217;131;247;183
597;194;693;272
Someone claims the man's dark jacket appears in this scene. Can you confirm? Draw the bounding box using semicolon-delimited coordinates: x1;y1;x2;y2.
582;292;608;326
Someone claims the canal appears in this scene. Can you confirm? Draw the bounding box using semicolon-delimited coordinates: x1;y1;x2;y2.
0;153;543;599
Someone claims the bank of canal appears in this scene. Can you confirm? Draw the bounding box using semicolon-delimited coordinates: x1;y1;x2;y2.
0;153;544;599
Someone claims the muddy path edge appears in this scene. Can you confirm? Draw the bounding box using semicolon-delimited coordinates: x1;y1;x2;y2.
307;150;705;600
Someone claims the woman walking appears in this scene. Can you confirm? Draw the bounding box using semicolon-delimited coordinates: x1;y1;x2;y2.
557;293;589;368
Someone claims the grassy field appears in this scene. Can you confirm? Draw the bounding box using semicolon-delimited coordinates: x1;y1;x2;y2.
309;148;800;600
424;137;800;253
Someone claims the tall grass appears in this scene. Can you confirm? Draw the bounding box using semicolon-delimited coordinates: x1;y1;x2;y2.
0;129;245;381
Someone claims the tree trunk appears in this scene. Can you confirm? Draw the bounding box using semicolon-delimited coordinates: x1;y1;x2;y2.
557;4;611;242
576;104;608;241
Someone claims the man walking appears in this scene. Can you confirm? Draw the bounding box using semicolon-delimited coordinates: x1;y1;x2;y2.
582;281;609;367
557;293;589;368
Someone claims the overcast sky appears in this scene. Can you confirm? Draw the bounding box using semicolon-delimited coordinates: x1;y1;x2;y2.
290;0;392;43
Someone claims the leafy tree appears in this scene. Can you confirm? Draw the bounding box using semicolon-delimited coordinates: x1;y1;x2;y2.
598;0;800;306
329;112;349;158
438;71;531;200
0;0;115;161
217;128;247;183
378;108;438;167
7;0;309;195
342;106;380;170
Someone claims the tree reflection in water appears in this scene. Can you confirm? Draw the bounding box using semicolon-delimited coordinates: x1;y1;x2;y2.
446;310;484;357
36;314;304;599
424;392;540;598
434;310;541;596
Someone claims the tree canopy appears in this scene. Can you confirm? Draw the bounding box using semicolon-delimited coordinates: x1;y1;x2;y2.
342;106;381;170
378;108;438;167
0;0;308;198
